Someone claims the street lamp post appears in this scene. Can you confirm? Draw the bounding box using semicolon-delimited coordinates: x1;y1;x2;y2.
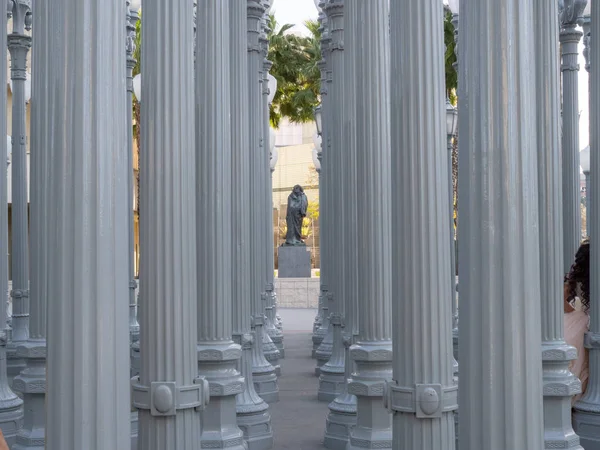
457;0;544;447
318;0;346;402
324;0;358;444
0;4;23;445
133;0;209;447
582;146;591;237
195;3;245;448
263;75;284;361
311;17;332;358
445;99;458;338
7;0;32;381
231;3;273;447
312;10;333;362
385;1;457;448
572;2;600;447
259;13;281;376
535;0;583;447
346;1;393;449
247;0;279;404
11;0;51;446
45;0;133;446
559;0;587;272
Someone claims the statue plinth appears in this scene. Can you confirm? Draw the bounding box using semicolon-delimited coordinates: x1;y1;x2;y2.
278;245;311;278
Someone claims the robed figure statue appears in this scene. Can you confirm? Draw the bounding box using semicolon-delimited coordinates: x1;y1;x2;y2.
284;185;308;246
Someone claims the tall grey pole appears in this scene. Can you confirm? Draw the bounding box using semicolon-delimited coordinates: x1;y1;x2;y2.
133;0;208;447
318;0;345;402
45;0;131;447
314;4;336;377
560;0;586;272
12;0;49;446
573;2;600;447
248;0;279;404
195;2;245;448
535;1;583;447
261;56;284;363
450;12;459;362
126;0;140;351
312;9;331;358
583;11;591;240
457;0;544;447
230;4;273;446
346;1;393;448
7;0;32;380
259;23;281;373
0;2;23;446
386;0;458;448
324;0;357;444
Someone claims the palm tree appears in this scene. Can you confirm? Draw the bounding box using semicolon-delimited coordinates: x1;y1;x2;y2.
268;16;321;128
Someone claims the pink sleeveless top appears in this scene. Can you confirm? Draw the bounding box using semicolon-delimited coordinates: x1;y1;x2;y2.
565;310;590;406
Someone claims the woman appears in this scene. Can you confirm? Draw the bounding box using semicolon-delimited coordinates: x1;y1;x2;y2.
564;238;590;405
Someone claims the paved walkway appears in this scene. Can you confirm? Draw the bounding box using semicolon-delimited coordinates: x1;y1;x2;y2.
270;308;329;450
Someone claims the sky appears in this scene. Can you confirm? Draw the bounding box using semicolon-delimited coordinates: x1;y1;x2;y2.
272;1;591;153
272;0;318;36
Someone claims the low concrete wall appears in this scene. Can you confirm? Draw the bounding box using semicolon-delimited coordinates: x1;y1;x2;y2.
275;277;320;309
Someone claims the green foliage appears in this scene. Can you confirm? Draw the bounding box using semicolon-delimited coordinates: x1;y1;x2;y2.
307;200;319;222
268;16;321;128
444;9;457;104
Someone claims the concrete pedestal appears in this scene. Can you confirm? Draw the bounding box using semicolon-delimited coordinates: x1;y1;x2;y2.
277;246;311;278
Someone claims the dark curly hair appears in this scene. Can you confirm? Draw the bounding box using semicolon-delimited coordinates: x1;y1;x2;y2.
565;239;590;312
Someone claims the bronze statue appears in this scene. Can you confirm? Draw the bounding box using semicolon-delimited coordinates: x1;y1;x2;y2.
283;185;308;246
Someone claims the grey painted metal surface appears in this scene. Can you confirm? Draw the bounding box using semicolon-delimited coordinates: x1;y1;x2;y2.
318;0;345;403
386;1;457;448
346;1;393;448
248;0;279;404
535;1;583;448
323;0;357;445
560;0;586;273
44;0;130;447
457;0;544;447
7;0;31;381
0;2;23;445
230;2;273;448
312;7;329;354
259;23;281;374
573;2;600;447
12;0;48;447
195;2;246;448
133;0;207;447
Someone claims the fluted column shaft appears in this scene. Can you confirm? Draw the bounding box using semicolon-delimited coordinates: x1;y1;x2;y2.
8;1;32;371
534;2;583;448
0;2;23;446
12;0;49;447
573;2;600;447
312;11;331;357
247;0;279;404
126;2;140;346
347;1;393;448
323;0;358;446
560;10;584;272
457;0;544;448
196;3;245;448
387;1;456;448
317;0;345;400
45;1;130;448
231;3;273;448
134;0;205;447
